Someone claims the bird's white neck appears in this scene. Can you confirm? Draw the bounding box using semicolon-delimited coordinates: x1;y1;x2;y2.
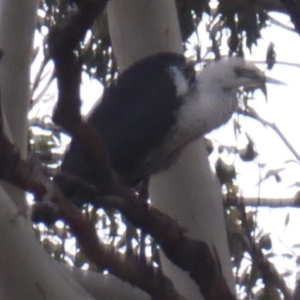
175;84;238;143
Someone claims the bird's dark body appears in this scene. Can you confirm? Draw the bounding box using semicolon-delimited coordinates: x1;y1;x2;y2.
60;53;195;186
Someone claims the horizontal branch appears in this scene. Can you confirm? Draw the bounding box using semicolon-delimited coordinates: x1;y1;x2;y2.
268;14;295;32
224;195;300;207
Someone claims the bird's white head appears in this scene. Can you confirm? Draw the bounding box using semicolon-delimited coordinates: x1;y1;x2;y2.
197;57;284;96
198;57;265;94
177;57;283;140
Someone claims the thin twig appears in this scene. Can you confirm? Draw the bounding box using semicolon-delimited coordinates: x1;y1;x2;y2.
268;14;295;32
202;58;300;68
240;108;300;163
238;203;293;300
30;55;51;100
224;195;300;207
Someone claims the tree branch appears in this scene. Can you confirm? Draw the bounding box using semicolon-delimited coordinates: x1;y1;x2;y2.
52;186;187;300
224;195;300;207
268;14;295;32
238;203;293;300
280;0;300;34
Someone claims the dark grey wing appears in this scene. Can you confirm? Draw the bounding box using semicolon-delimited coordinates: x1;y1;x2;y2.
60;53;192;186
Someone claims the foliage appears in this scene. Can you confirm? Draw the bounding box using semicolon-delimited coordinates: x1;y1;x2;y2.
218;2;268;55
37;0;209;86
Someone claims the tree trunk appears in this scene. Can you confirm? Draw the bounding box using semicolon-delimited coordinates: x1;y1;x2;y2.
0;0;37;156
108;0;235;299
0;2;96;299
0;0;36;207
0;186;94;300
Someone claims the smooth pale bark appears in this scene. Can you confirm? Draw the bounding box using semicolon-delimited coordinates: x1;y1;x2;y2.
0;186;94;300
108;0;234;299
107;0;182;72
0;0;37;207
0;0;36;155
0;2;97;299
65;265;150;300
150;141;235;299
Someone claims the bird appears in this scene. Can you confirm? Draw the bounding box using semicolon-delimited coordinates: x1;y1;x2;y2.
58;52;281;199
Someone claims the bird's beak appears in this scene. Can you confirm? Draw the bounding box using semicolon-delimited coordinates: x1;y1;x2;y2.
260;76;286;99
234;65;286;100
265;76;286;86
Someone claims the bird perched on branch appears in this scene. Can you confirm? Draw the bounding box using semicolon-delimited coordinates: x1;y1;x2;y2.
59;52;281;194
